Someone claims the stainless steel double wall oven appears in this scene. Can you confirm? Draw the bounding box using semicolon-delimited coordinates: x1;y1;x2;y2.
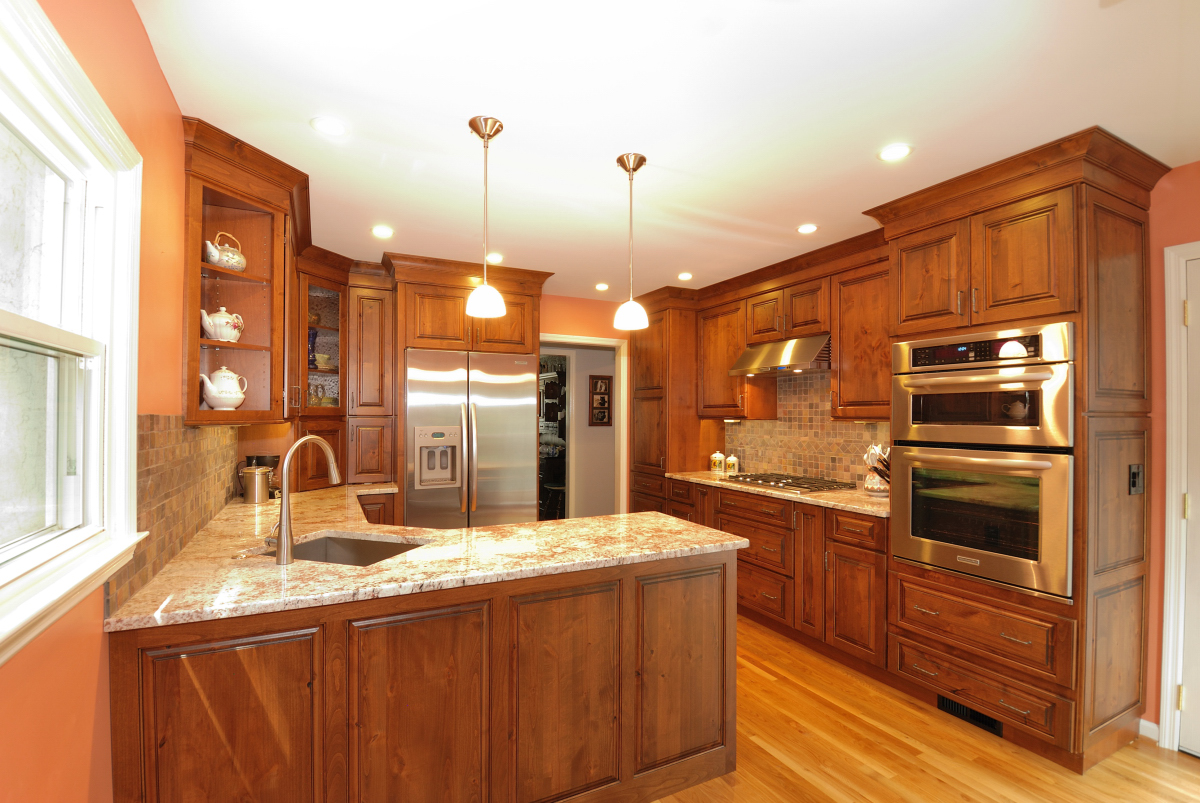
891;323;1075;598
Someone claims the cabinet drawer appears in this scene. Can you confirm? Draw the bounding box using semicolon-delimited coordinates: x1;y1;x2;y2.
828;510;885;551
892;575;1075;688
631;472;666;498
717;515;792;576
630;493;664;514
737;564;792;625
668;480;695;504
891;636;1073;748
714;488;790;526
665;500;696;523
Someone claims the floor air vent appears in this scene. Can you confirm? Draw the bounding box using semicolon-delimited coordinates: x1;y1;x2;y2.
937;696;1003;737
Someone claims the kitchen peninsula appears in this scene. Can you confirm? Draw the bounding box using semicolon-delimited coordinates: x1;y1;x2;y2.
107;488;746;803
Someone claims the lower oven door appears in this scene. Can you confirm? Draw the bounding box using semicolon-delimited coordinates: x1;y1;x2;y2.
892;444;1073;598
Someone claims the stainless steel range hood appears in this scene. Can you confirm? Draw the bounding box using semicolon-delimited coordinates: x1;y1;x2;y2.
728;335;831;376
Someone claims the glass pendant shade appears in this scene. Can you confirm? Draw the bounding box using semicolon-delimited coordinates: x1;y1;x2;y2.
614;298;649;330
465;282;506;318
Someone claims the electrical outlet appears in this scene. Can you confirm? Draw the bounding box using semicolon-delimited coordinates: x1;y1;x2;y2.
1129;464;1145;495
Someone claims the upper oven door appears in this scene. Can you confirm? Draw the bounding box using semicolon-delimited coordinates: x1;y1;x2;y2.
892;363;1073;449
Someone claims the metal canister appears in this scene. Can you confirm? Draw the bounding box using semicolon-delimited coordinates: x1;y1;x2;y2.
240;466;274;505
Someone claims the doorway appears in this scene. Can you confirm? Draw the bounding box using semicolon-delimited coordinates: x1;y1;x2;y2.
1178;256;1200;755
538;355;568;520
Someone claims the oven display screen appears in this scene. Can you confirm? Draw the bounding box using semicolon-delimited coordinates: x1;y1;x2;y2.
911;334;1040;368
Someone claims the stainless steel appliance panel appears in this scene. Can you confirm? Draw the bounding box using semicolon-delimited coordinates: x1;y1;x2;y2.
468;352;538;526
891;444;1073;598
405;349;469;529
892;321;1074;374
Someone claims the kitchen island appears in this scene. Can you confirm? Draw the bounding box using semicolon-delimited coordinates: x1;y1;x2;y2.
107;485;747;803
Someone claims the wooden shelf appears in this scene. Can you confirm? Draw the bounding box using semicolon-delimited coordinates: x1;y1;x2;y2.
199;261;271;284
308;324;339;333
200;338;270;351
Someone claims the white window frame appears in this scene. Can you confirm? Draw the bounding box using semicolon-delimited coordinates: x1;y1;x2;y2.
0;0;144;667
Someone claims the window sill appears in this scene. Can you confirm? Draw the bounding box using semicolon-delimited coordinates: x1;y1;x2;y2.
0;529;145;667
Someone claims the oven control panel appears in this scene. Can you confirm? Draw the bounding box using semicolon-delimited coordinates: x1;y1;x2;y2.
911;334;1041;368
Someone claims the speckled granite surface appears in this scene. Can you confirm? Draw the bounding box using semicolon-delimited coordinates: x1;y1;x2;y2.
104;483;748;632
666;471;891;518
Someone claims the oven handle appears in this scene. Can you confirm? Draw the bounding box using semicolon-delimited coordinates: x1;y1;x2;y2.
903;369;1054;387
909;454;1053;471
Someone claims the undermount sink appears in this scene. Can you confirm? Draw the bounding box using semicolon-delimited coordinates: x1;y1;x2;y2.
263;535;422;567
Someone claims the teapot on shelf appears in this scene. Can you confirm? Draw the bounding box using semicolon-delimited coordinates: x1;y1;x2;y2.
203;231;247;271
199;366;248;410
200;307;244;342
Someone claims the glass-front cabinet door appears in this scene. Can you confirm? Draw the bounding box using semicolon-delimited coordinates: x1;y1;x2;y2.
298;273;346;416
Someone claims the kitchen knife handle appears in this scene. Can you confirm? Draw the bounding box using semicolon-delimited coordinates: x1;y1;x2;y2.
470;402;479;513
460;403;468;514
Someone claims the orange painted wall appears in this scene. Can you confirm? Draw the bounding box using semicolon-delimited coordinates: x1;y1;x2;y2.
0;589;112;803
541;294;629;341
1144;158;1200;724
39;0;185;415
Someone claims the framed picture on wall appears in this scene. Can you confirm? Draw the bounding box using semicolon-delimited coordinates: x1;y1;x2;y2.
589;375;612;427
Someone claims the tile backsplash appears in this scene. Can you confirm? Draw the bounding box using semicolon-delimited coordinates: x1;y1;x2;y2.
104;415;238;615
724;372;889;484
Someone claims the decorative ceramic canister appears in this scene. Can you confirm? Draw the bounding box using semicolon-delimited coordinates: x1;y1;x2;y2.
202;231;247;271
199;307;244;342
710;451;726;473
199;366;248;410
726;455;739;474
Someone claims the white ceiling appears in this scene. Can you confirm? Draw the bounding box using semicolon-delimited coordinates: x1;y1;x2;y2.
132;0;1200;298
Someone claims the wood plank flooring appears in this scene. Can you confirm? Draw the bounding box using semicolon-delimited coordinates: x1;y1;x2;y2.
659;616;1200;803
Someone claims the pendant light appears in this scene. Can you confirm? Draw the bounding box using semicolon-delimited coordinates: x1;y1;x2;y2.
465;116;506;318
613;153;649;331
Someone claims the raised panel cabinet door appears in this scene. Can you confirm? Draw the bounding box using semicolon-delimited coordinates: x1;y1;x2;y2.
472;292;536;353
347;285;394;416
297;418;346;491
358;492;395;525
795;503;825;640
296;271;348;417
349;603;488;803
512;583;620;803
631;395;666;475
969;186;1077;325
746;289;785;344
347;416;395;484
830;261;892;420
824;540;886;666
783;277;831;338
631;311;666;393
892;219;970;336
698;301;747;417
405;283;471;349
636;566;727;773
143;628;321;803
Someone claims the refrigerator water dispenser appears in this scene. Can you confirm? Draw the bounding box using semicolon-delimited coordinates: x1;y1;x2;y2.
413;425;462;488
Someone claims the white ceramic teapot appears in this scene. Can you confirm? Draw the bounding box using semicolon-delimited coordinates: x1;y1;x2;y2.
199;366;248;410
202;231;247;271
200;307;244;342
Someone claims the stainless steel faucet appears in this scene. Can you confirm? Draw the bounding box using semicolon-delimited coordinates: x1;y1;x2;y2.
273;435;342;565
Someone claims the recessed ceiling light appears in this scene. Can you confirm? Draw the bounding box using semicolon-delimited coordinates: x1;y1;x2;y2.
371;224;393;239
486;252;503;264
596;283;609;291
879;143;912;162
310;116;347;136
797;223;818;234
678;272;693;281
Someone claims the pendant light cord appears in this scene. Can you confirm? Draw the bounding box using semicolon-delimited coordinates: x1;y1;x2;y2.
482;137;489;286
628;171;634;301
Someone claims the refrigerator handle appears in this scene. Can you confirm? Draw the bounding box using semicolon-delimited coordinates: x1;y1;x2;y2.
459;403;468;513
469;402;480;512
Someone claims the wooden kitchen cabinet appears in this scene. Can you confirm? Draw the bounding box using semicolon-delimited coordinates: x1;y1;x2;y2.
783;276;831;338
745;289;785;344
404;282;535;353
825;539;887;667
296;271;347;417
697;300;776;419
630;396;667;475
346;416;394;484
631;492;665;514
347;284;394;416
358;492;396;525
794;503;825;640
471;292;536;353
296;418;346;491
892;219;970;336
830;260;892;420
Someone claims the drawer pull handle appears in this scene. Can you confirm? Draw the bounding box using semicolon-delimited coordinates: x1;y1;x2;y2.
760;546;779;552
842;525;865;534
910;664;939;678
912;605;940;616
998;699;1031;717
759;591;778;600
1000;632;1033;646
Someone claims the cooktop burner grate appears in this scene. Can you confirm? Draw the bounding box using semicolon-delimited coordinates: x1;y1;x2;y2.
725;473;856;492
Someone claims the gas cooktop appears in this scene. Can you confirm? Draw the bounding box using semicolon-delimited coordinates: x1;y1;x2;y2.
724;473;856;493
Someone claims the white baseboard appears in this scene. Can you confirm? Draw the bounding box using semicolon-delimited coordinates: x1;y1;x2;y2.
1139;719;1160;742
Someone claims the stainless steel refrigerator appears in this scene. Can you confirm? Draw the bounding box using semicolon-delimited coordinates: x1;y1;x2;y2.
405;349;538;528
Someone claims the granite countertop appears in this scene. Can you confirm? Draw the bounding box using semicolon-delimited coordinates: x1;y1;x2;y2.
666;471;891;518
105;483;749;632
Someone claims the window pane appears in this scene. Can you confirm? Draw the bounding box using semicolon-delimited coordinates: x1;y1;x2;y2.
0;342;58;545
0;118;67;329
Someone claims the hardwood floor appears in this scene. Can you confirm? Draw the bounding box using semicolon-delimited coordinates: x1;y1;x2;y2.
659;616;1200;803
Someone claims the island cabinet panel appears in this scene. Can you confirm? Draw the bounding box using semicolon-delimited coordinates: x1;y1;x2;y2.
346;285;394;416
512;584;621;803
635;566;727;772
824;540;887;667
349;604;488;803
141;629;321;803
892;219;970;336
829;261;892;420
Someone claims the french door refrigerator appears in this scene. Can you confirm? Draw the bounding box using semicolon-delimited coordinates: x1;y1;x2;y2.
405;349;538;528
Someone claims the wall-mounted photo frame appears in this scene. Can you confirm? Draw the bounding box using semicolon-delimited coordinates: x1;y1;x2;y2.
589;375;612;427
